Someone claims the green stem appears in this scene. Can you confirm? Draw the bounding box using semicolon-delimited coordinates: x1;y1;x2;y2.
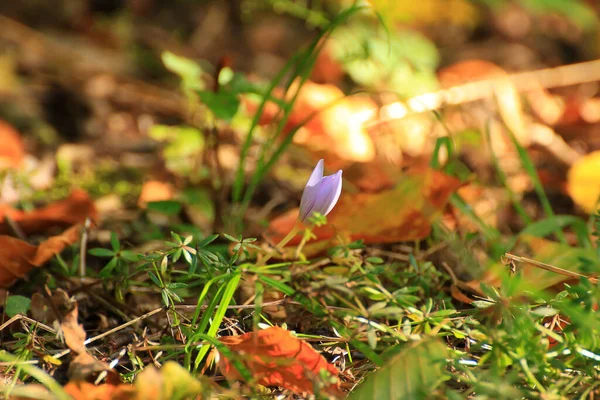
262;223;301;264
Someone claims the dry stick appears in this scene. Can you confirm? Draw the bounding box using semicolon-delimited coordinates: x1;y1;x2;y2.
79;217;91;277
52;299;291;359
503;252;599;284
363;59;600;126
0;314;56;335
53;306;165;359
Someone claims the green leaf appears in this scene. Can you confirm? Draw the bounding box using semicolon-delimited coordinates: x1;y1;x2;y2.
167;282;188;290
147;201;182;216
148;271;162;288
161;51;205;92
349;338;448;399
197;91;240;121
198;234;219;247
110;232;120;252
88;248;116;257
520;215;585;238
99;257;119;278
223;233;239;242
5;295;31;317
119;250;140;263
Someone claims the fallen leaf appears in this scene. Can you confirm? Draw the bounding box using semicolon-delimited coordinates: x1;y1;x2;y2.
61;302;87;355
61;303;112;381
63;361;205;400
138;181;174;208
0;224;81;288
245;80;376;162
218;326;342;397
0;189;97;235
30;288;73;326
267;169;461;256
0;119;25;170
131;361;205;400
567;150;600;213
64;381;130;400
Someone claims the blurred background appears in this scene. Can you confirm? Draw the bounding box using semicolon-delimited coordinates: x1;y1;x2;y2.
1;0;600;236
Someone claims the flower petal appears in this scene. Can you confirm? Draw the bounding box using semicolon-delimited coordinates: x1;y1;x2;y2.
322;170;342;216
299;184;320;222
299;170;342;222
306;159;324;187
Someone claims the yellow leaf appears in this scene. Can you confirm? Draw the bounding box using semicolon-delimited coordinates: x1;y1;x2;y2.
567;150;600;213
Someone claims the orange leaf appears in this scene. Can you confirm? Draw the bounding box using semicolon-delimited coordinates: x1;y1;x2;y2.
138;180;174;208
0;189;96;235
64;381;133;400
0;224;81;288
218;327;342;397
0;119;25;170
267;169;461;255
61;303;87;355
245;80;376;162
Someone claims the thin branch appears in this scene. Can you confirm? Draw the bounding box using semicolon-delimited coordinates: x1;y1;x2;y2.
503;252;598;284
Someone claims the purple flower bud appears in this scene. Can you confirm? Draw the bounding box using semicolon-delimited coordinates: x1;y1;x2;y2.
298;159;342;223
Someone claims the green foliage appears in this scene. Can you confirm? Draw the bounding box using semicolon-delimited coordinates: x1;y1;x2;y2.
149;124;205;178
196;91;240;122
329;22;440;97
147;200;182;216
349;338;449;400
4;295;31;317
161;51;206;95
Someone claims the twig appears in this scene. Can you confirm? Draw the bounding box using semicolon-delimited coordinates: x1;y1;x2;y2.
0;314;56;335
53;306;166;359
503;252;598;284
79;217;91;277
364;59;600;126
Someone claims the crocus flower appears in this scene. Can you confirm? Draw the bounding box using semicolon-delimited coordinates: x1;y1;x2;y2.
298;159;342;223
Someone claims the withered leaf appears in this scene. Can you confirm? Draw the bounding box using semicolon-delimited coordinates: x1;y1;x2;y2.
218;327;342;397
0;224;81;288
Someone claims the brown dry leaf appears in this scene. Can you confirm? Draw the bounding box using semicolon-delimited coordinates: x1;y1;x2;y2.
30;288;72;325
0;189;97;235
0;224;82;288
218;326;342;397
61;302;87;354
267;169;461;257
61;303;112;381
138;180;174;208
567;150;600;213
0;119;25;170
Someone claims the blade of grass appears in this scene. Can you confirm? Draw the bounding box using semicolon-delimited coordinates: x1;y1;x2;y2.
0;351;71;400
501;120;567;243
193;272;241;371
234;5;367;222
484;120;532;225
